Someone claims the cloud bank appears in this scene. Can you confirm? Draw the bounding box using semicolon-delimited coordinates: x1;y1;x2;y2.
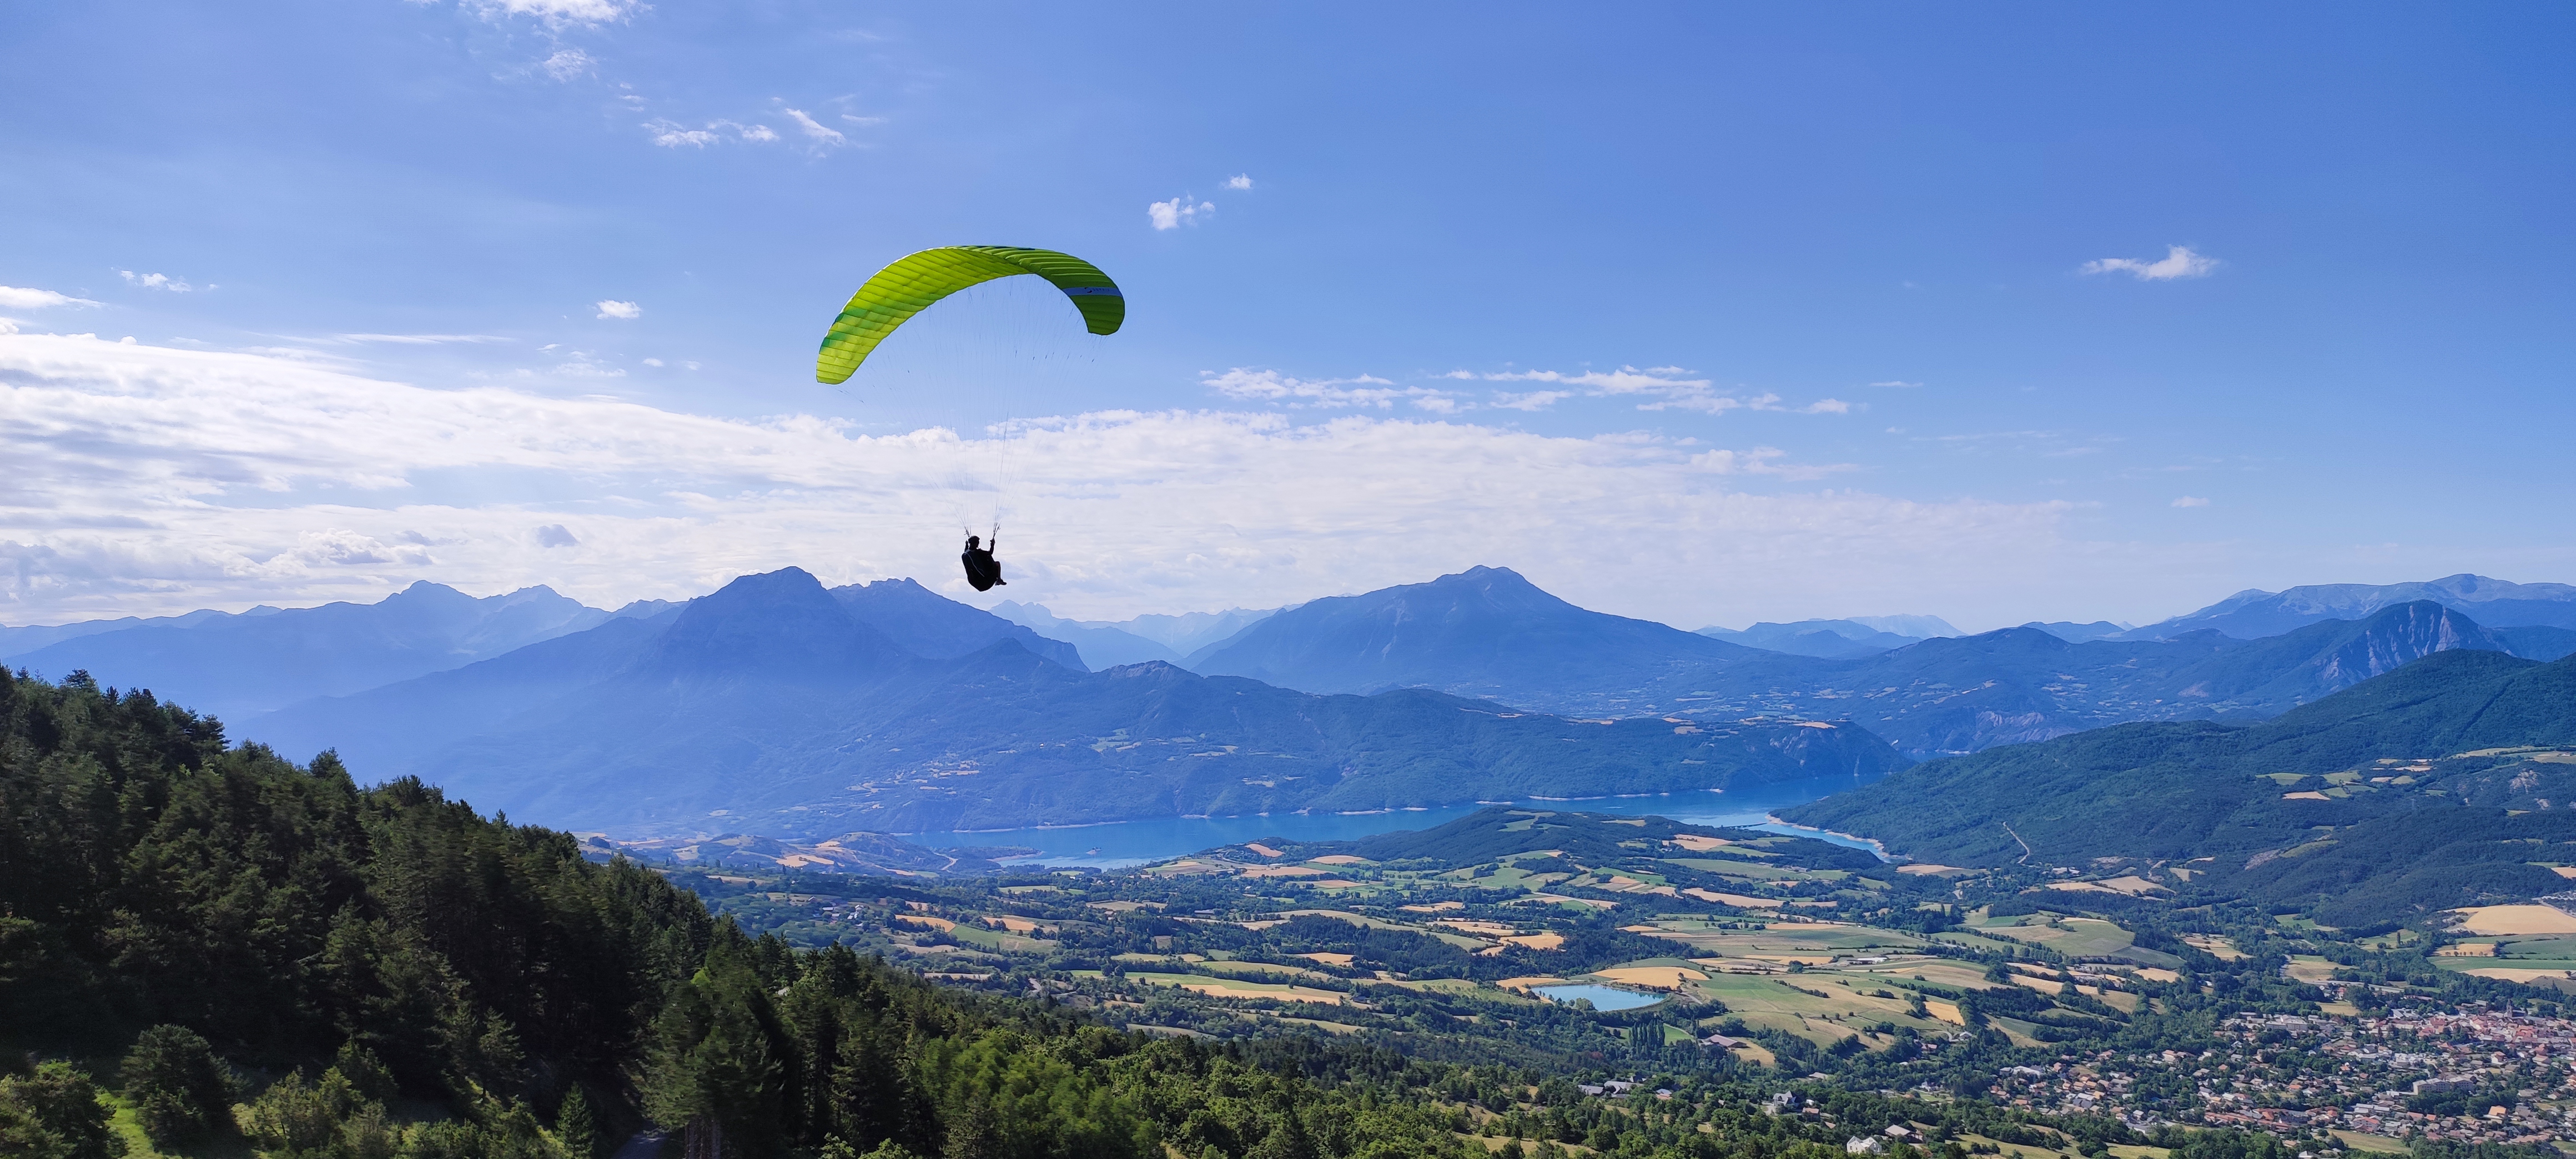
1;334;2164;630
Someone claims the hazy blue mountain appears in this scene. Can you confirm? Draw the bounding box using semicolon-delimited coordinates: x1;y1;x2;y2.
1675;601;2533;757
1695;619;1923;658
249;608;683;770
2498;624;2576;662
1188;565;1771;712
2020;621;2131;643
831;578;1086;671
4;581;609;719
2120;573;2576;639
988;600;1184;668
255;567;1903;837
1782;648;2576;926
1109;606;1281;654
1845;614;1960;638
0;604;282;657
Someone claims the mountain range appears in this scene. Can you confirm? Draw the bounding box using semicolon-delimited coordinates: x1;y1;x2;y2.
0;581;630;719
2117;573;2576;639
249;567;1903;836
1155;567;2575;757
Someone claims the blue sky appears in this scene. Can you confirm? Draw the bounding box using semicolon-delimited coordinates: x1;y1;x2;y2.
2;2;2570;629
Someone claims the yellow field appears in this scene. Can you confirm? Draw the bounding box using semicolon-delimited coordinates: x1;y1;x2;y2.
2451;904;2576;935
1130;972;1349;1005
2454;966;2576;984
1593;965;1707;989
2283;956;2340;984
1683;888;1784;908
2182;934;2245;960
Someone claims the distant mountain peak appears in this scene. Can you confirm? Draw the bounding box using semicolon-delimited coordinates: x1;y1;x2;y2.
648;567;901;677
1190;565;1758;703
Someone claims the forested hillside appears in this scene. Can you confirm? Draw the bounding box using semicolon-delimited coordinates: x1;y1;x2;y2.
1782;649;2576;925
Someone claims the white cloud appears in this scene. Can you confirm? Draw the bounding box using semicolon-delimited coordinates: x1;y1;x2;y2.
645;119;779;148
117;271;192;293
782;108;846;147
0;286;100;310
2081;245;2221;281
1148;196;1215;230
464;0;637;29
646;121;721;147
1867;380;1920;389
1486;366;1712;394
596;300;641;320
0;333;2111;629
1475;367;1847;417
1491;390;1573;412
539;48;593;81
1223;174;1254;190
2172;496;2211;508
642;357;665;367
337;334;507;345
1201;368;1456;411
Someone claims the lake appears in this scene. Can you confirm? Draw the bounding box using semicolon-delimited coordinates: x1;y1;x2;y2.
906;772;1885;869
1532;984;1663;1011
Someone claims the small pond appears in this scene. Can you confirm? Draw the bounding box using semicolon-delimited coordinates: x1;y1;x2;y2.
1532;984;1662;1011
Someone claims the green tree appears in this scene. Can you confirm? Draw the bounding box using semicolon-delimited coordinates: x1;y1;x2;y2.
557;1085;599;1159
119;1024;234;1146
642;924;793;1157
0;1062;125;1159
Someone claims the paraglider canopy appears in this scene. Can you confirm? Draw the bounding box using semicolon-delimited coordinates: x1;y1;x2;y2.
816;246;1124;384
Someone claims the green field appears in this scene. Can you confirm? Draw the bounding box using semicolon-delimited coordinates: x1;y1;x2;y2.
1972;915;2135;956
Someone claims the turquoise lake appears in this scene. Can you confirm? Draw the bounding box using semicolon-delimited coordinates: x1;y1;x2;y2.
1532;984;1663;1011
905;772;1885;869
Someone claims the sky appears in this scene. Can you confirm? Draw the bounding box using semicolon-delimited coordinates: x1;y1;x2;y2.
2;2;2570;632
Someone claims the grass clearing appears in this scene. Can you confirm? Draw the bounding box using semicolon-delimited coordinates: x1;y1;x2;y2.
1689;972;1947;1045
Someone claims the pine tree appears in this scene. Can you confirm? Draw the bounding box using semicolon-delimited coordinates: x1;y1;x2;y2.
558;1085;598;1159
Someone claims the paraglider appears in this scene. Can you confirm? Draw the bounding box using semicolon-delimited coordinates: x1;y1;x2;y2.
960;531;1005;592
816;246;1125;591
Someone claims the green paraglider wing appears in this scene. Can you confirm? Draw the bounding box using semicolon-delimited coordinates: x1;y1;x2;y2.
816;245;1124;384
